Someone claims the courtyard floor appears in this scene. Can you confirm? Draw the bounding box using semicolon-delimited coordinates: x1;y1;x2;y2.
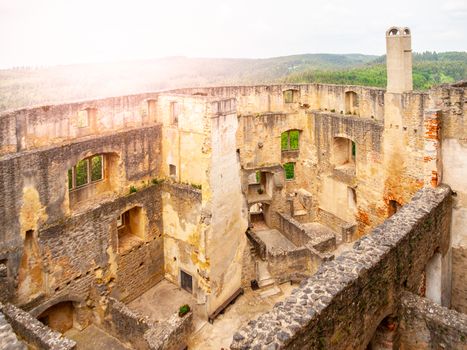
187;282;295;350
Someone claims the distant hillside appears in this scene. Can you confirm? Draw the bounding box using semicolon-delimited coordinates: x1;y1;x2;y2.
0;54;377;111
283;51;467;90
0;52;465;112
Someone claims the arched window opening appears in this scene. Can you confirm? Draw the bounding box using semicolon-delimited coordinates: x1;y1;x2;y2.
366;316;398;350
345;91;359;115
281;130;300;151
117;206;145;253
403;28;410;35
37;301;74;334
388;28;400;36
332;137;356;169
283;89;299;104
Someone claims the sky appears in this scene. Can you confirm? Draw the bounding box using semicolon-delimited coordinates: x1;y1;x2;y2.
0;0;466;68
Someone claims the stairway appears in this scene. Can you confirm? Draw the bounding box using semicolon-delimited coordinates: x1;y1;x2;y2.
255;260;281;298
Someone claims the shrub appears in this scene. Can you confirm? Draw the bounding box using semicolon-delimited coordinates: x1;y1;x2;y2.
129;185;138;194
257;188;264;194
179;304;190;317
151;178;164;185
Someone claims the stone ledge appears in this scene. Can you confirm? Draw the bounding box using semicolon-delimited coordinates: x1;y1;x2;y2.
0;302;76;350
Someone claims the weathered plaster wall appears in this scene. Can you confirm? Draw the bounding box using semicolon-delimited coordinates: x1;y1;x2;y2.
157;94;209;185
161;184;203;301
231;185;452;350
205;101;248;315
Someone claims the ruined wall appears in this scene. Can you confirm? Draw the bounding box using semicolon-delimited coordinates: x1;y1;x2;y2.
231;185;452;350
0;125;163;307
101;297;193;350
0;92;160;156
161;184;203;301
382;92;429;212
237;111;312;229
430;83;467;313
171;84;385;120
0;302;76;350
399;292;467;350
205;100;248;316
313;112;385;236
157;94;209;186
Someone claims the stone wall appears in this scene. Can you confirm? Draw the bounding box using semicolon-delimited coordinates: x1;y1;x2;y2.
0;124;162;307
278;213;336;252
0;302;76;350
266;246;323;284
101;297;193;350
430;83;467;313
399;292;467;350
231;185;452;349
144;311;193;350
0;92;160;156
171;84;386;120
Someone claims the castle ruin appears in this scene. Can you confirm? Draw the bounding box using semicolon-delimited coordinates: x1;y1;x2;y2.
0;27;466;350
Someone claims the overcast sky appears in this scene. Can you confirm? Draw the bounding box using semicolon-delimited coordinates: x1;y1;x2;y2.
0;0;466;68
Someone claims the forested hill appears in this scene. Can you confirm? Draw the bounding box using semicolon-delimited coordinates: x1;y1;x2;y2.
0;52;465;112
0;54;376;112
283;51;467;90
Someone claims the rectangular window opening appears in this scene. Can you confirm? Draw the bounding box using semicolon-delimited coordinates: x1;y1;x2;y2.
169;164;177;177
284;162;295;180
68;155;105;191
281;130;300;151
170;102;180;125
180;270;193;294
283;90;294;104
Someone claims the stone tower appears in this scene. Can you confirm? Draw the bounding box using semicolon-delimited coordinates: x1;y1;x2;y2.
386;26;413;93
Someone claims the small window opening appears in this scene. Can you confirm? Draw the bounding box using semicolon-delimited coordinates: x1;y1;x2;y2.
180;270;193;294
283;89;298;103
388;200;401;217
170;102;180;125
283;162;295;180
345;91;359;115
351;141;356;162
333;137;356;168
348;187;357;209
117;207;144;253
147;99;156;120
281;130;300;151
169;164;177;177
